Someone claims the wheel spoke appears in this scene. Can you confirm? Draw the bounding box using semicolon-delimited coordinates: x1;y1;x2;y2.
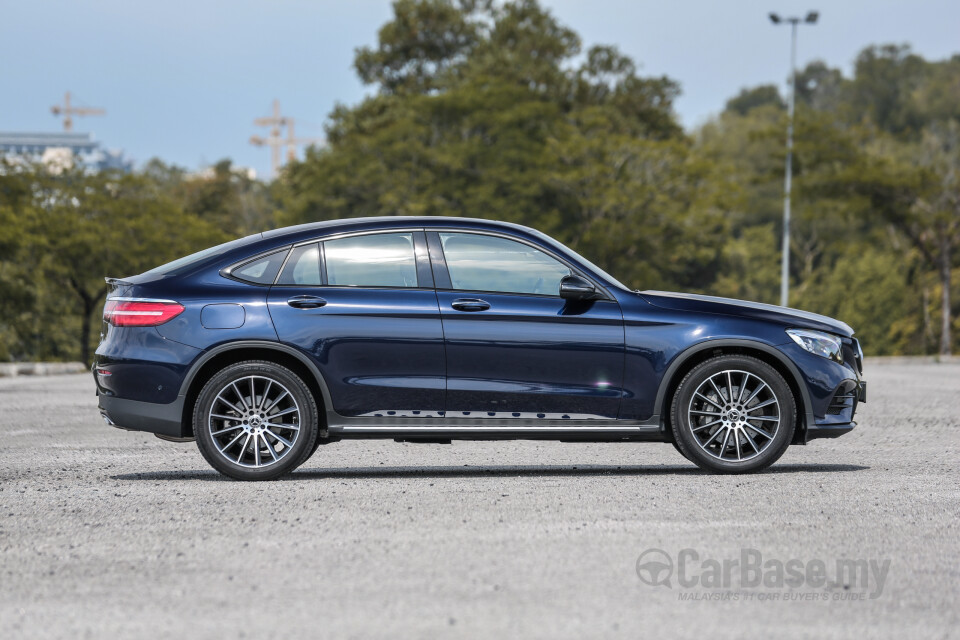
694;392;724;410
263;390;289;413
692;419;721;432
744;381;767;406
212;425;243;437
210;413;240;422
703;426;726;447
734;429;742;460
745;398;777;412
265;429;293;448
262;434;279;461
258;380;273;410
719;429;731;459
268;406;299;418
265;421;299;432
253;435;261;466
747;416;779;422
215;394;245;415
742;428;761;454
737;373;750;403
708;377;726;402
236;434;252;463
744;423;773;438
691;409;722;416
223;430;246;451
726;371;734;404
231;382;251;411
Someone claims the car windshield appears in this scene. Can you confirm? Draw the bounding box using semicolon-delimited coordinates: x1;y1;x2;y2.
141;234;262;277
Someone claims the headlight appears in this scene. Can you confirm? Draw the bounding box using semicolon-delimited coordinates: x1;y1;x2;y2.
786;328;843;362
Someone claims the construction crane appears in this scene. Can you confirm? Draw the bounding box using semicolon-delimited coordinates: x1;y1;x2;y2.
284;119;325;163
250;99;325;178
51;91;105;132
250;99;287;179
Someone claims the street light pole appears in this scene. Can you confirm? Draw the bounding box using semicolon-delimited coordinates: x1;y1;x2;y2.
769;11;818;308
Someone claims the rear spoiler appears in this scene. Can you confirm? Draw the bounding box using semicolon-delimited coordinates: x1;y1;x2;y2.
105;277;132;287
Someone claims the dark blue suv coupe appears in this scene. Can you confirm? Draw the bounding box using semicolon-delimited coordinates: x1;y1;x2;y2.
95;217;865;480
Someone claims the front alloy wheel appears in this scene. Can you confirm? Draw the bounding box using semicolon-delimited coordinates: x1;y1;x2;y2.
194;361;318;480
671;355;795;473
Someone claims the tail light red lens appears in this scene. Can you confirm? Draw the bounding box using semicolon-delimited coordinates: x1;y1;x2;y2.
103;299;185;327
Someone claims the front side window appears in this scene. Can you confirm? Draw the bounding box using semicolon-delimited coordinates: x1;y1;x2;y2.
324;233;418;288
439;232;571;296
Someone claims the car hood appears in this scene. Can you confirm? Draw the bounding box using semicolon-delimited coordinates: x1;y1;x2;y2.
638;291;854;338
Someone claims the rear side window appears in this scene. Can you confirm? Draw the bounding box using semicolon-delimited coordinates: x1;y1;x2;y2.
276;244;322;286
230;249;288;285
324;233;418;288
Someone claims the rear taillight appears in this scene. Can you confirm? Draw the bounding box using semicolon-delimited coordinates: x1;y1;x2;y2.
103;299;185;327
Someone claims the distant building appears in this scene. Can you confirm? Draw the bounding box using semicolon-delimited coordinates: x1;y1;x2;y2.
0;131;132;172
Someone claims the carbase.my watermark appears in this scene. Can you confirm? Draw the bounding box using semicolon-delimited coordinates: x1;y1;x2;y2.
636;548;890;600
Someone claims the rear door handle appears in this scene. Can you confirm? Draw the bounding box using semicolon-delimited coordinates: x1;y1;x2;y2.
287;295;327;309
451;298;490;312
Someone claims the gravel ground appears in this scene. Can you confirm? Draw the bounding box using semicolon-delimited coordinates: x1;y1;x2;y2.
1;361;958;639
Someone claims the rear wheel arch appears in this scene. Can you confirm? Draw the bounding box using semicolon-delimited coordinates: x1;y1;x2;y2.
655;339;813;444
179;341;332;437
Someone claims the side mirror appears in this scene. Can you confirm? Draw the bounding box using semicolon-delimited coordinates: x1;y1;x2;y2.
559;274;601;301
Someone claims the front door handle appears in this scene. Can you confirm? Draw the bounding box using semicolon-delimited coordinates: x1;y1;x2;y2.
451;298;490;312
287;295;327;309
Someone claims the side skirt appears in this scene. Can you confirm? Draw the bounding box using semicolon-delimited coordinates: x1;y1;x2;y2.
326;416;667;442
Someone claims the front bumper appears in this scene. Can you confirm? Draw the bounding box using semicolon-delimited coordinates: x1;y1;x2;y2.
807;421;855;440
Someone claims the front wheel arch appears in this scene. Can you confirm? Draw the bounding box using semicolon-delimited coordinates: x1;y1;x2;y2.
655;340;813;445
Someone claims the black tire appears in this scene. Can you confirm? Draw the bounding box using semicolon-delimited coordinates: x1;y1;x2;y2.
670;438;692;461
670;355;796;474
194;360;318;480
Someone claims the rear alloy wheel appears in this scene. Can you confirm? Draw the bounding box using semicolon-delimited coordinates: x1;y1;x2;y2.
670;355;795;474
194;361;318;480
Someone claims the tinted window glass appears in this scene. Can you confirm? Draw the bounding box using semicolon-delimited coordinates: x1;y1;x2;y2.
277;244;321;286
440;233;571;295
231;249;288;284
324;233;418;288
144;233;262;277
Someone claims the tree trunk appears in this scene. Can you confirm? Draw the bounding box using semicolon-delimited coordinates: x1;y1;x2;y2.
68;279;107;367
940;237;952;356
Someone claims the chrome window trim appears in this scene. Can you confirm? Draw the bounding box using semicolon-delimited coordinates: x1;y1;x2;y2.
106;296;179;304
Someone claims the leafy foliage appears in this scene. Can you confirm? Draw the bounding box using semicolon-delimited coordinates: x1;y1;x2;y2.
2;1;958;360
0;161;267;363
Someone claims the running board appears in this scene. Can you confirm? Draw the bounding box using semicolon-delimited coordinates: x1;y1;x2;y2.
328;419;665;441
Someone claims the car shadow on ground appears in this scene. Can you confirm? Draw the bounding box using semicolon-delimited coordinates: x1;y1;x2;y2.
112;463;869;482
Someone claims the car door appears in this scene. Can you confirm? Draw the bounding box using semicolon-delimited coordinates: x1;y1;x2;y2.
429;230;625;420
267;230;445;418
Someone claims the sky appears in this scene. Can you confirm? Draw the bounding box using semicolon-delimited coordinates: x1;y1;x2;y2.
1;0;958;179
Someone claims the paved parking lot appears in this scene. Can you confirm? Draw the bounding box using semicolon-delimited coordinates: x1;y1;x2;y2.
1;361;958;638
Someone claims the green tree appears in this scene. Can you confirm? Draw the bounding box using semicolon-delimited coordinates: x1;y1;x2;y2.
724;85;784;116
3;165;227;364
278;0;726;291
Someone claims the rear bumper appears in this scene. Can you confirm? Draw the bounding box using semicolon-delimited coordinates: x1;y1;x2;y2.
98;393;185;438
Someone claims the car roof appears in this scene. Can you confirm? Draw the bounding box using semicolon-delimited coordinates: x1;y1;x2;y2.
260;216;537;243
